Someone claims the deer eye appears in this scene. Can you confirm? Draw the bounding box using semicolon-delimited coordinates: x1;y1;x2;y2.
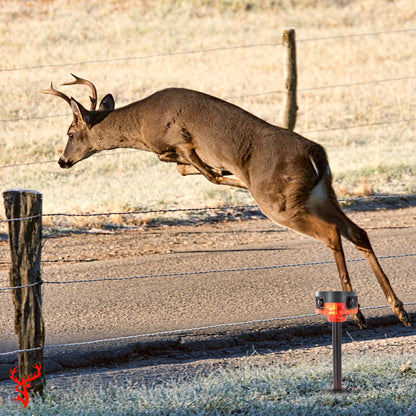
68;133;74;139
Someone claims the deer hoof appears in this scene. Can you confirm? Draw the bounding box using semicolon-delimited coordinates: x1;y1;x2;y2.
353;309;368;329
400;309;412;327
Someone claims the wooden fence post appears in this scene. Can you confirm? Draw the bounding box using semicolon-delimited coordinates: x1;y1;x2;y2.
3;189;45;398
281;28;298;131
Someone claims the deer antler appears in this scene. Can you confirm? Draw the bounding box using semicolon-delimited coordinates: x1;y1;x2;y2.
62;73;97;111
40;82;72;106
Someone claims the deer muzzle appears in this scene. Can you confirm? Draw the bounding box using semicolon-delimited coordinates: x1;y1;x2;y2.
58;157;73;169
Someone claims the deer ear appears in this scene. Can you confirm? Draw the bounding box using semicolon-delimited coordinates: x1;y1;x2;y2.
98;94;115;111
70;98;91;124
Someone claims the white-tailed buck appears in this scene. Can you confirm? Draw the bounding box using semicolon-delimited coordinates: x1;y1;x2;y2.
42;74;411;328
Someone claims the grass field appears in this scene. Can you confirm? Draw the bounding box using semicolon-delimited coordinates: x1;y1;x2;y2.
1;0;415;231
1;353;415;415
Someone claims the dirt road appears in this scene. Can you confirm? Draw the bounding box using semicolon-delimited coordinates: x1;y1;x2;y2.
0;205;415;381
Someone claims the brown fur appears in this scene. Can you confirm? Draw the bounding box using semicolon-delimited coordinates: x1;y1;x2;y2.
42;77;411;328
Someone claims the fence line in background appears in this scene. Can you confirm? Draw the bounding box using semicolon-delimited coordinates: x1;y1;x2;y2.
2;252;416;292
1;300;416;358
0;150;139;169
302;117;416;134
0;42;279;73
1;193;416;224
2;75;416;125
0;115;415;169
0;193;415;224
2;27;415;74
296;28;416;42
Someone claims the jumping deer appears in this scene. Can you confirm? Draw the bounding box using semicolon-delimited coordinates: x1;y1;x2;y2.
42;74;411;329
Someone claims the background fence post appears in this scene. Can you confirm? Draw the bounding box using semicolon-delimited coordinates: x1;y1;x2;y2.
281;27;298;131
3;189;45;397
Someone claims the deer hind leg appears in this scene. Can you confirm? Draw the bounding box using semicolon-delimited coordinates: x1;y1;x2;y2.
306;184;411;327
267;209;368;328
329;206;411;327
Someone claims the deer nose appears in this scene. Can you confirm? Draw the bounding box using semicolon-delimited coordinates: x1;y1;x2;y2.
58;158;72;169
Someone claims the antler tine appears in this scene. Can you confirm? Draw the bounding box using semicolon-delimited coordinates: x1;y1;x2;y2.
40;82;72;107
62;73;97;111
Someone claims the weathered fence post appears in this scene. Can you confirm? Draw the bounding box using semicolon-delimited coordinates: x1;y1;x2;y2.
281;28;298;130
3;189;45;397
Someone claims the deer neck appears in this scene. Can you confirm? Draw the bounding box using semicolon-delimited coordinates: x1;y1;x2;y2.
92;106;150;152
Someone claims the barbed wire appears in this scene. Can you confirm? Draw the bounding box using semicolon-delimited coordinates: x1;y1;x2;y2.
0;42;278;73
0;115;415;170
1;193;415;224
1;301;415;357
2;28;415;74
1;252;415;292
296;28;416;42
0;214;42;223
0;149;139;169
0;281;42;292
0;113;69;123
30;253;416;286
297;75;416;92
2;75;415;125
302;117;416;134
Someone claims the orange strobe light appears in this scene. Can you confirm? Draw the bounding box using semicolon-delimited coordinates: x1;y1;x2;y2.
315;291;358;391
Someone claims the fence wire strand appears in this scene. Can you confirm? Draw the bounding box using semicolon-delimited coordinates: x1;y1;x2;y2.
1;193;415;224
1;252;415;292
2;27;415;74
2;75;416;125
0;42;278;73
1;301;416;358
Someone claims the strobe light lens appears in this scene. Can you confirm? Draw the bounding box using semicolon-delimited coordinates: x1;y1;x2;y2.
346;295;358;311
316;297;325;310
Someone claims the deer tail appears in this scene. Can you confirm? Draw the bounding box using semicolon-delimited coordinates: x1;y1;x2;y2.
309;144;331;186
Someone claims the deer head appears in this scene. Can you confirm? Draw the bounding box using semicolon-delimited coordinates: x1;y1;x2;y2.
41;74;115;168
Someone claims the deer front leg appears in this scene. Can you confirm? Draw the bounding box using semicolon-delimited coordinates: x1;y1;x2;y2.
158;150;247;189
184;148;248;190
177;163;235;178
157;151;187;164
176;163;201;176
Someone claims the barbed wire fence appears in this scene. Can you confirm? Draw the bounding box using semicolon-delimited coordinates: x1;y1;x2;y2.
1;28;416;368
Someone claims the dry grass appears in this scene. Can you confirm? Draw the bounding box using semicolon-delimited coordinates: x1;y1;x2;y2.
1;0;415;229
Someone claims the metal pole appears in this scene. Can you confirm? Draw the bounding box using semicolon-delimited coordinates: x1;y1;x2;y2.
332;321;342;391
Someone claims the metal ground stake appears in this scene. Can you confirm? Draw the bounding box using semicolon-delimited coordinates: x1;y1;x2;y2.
315;291;358;392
